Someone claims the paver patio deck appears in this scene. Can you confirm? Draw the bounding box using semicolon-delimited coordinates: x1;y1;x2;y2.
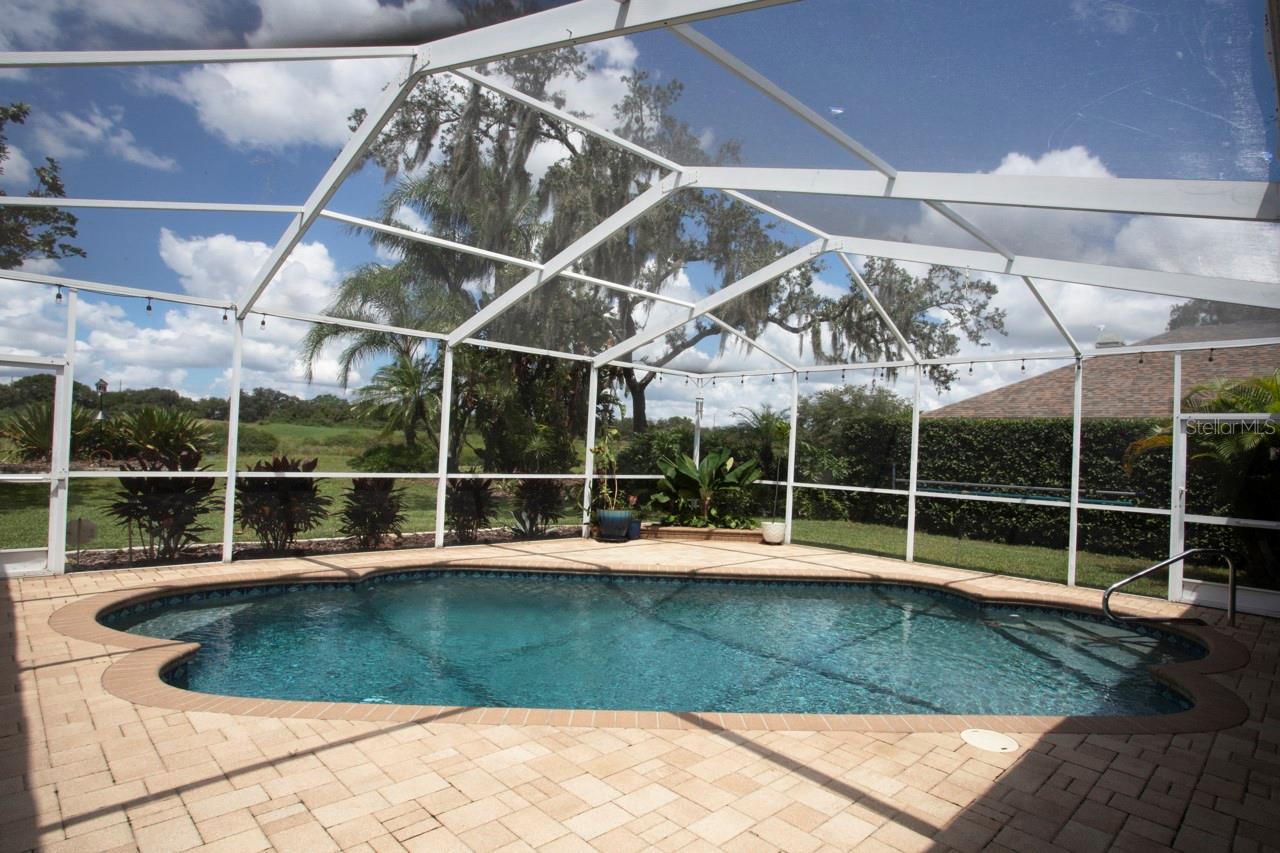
3;539;1277;852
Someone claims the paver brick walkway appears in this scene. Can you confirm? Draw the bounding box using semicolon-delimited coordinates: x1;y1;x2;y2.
2;539;1276;852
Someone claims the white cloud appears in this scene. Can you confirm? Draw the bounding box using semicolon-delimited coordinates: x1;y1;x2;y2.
0;0;239;51
137;0;463;152
142;58;407;151
1;229;359;399
156;228;358;394
248;0;462;48
900;144;1280;360
0;281;68;360
530;37;639;128
0;144;33;189
31;106;179;172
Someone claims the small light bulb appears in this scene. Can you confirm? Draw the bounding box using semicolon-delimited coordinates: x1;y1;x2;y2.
55;287;63;303
260;314;266;329
222;308;228;323
146;297;152;313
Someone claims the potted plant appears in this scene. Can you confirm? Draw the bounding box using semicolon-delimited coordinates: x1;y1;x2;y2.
762;416;789;545
592;427;633;541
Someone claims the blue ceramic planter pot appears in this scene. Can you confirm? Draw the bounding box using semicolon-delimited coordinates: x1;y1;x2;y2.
596;509;633;542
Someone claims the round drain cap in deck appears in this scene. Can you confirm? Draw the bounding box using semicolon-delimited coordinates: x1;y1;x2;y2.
961;729;1019;753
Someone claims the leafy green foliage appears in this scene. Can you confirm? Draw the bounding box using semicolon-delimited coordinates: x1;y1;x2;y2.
349;443;434;473
1127;370;1280;585
651;448;762;528
509;511;541;540
354;353;438;449
0;401;94;462
591;426;626;510
446;478;494;544
235;456;332;553
1;102;85;269
226;423;280;455
616;421;690;473
1168;299;1280;330
338;478;406;549
512;478;566;537
111;408;216;467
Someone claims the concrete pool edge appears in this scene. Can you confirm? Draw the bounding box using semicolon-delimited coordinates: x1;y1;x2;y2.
47;547;1253;736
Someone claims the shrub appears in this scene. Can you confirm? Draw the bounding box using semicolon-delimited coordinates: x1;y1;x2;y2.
339;478;406;549
349;443;433;473
235;456;332;553
446;478;494;544
616;423;692;475
513;478;566;537
651;449;762;529
112;408;216;466
207;423;279;455
106;450;219;560
0;401;94;462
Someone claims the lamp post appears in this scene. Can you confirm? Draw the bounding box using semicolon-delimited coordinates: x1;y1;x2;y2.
94;378;108;422
693;392;704;464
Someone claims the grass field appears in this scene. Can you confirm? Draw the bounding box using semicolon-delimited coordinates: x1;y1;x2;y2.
790;518;1232;597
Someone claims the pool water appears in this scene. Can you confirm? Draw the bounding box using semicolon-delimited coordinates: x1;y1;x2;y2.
110;572;1202;716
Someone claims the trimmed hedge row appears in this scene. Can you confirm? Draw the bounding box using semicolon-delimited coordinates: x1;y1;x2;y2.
794;415;1249;562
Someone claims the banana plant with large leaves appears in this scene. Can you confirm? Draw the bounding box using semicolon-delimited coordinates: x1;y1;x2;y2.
652;447;763;528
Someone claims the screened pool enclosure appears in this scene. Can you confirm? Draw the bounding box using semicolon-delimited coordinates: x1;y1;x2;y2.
0;0;1277;610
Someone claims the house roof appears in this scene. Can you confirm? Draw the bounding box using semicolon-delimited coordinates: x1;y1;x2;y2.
927;323;1280;419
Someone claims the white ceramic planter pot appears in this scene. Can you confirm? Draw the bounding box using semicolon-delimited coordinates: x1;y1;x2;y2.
761;522;785;545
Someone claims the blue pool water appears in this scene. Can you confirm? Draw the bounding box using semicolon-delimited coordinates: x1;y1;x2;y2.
107;572;1202;716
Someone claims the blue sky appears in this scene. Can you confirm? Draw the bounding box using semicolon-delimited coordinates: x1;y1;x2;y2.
0;0;1277;418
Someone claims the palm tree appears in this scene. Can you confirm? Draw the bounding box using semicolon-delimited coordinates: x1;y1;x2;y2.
734;404;790;518
353;353;438;449
299;263;453;388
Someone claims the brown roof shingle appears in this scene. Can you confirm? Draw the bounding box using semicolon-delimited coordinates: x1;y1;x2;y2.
927;323;1280;419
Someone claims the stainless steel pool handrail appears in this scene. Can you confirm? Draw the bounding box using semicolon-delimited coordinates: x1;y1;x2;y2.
1102;548;1235;627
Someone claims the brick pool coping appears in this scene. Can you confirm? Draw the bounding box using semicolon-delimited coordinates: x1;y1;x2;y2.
45;540;1251;737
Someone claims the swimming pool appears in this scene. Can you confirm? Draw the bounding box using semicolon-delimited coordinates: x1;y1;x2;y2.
105;571;1203;716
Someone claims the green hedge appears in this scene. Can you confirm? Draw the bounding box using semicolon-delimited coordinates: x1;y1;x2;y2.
617;415;1264;580
793;415;1250;562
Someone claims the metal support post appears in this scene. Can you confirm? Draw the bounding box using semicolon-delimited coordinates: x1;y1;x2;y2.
221;318;244;562
581;368;599;537
47;290;76;575
905;365;922;562
434;346;455;548
1066;357;1083;585
783;371;800;544
693;381;704;464
1169;353;1185;601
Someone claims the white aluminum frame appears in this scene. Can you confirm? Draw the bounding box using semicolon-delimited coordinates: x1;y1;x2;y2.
0;0;1276;604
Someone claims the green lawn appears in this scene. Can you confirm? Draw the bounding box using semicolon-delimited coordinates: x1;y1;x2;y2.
227;421;386;472
791;518;1233;597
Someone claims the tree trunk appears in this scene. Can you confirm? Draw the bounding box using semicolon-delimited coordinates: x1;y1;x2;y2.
623;369;649;433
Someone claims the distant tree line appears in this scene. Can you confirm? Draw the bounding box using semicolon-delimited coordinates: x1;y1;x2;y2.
0;374;361;426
